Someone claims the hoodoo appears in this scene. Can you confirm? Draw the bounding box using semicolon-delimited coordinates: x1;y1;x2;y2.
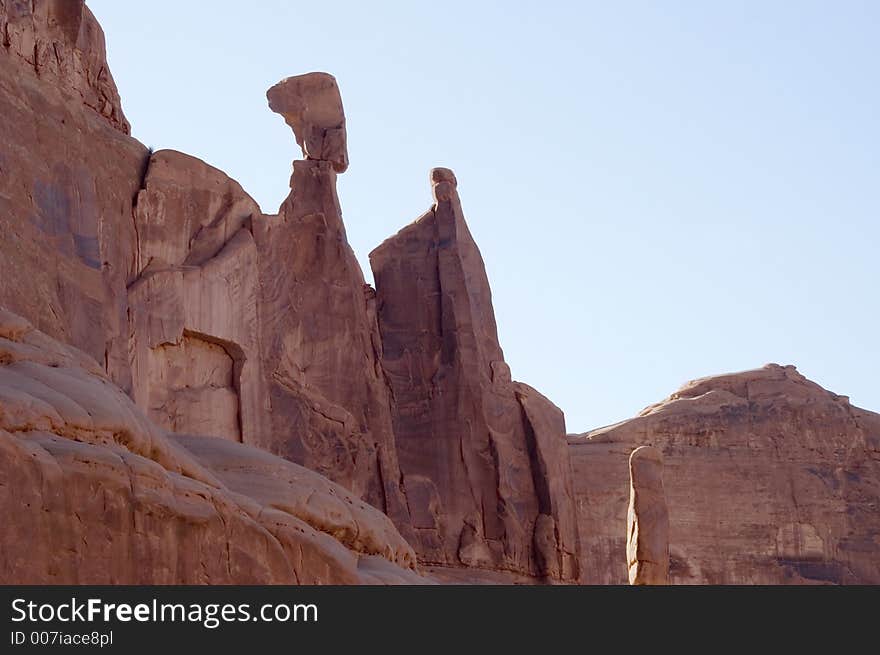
370;169;580;582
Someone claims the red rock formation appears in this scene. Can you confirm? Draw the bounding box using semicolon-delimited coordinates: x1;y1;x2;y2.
0;4;144;396
126;143;413;533
267;72;348;173
128;150;267;445
1;0;129;133
370;169;580;582
257;73;412;535
571;364;880;584
626;446;669;585
0;4;413;536
4;2;878;588
0;3;418;580
0;308;423;584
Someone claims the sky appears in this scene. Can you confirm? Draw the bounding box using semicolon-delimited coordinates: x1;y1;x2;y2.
88;0;879;433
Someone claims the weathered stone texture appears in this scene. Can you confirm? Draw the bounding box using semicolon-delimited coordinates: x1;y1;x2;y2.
1;0;129;133
626;446;669;585
127;150;267;446
256;108;411;537
0;2;417;580
571;364;880;584
0;11;144;396
4;2;879;588
0;308;423;584
370;170;579;581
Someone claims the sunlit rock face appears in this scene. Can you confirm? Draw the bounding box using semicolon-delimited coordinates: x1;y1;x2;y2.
1;0;130;133
267;72;348;173
3;2;879;587
0;3;145;396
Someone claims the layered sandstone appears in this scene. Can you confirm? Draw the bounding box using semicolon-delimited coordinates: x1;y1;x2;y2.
370;170;580;582
0;308;423;584
571;364;880;584
128;150;266;445
5;2;878;588
125;142;412;531
259;75;411;534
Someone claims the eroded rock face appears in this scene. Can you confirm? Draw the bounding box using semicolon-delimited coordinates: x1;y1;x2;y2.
7;2;877;588
571;364;880;584
0;307;423;584
0;6;418;579
626;446;669;585
0;7;144;395
1;0;129;133
128;150;266;445
370;170;580;582
257;87;412;536
267;72;348;173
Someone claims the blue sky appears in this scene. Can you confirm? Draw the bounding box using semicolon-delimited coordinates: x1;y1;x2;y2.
89;1;879;433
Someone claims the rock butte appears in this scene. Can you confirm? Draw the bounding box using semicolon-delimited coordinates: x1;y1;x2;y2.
571;364;880;584
1;2;878;584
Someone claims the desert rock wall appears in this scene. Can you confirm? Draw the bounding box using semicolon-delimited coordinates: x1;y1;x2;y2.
1;0;129;133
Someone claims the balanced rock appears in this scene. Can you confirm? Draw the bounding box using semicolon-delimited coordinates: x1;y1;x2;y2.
267;72;348;172
626;446;669;585
1;0;129;133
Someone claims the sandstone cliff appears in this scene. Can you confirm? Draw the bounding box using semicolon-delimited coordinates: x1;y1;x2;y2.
0;308;422;584
571;364;880;584
1;0;129;132
0;4;144;395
